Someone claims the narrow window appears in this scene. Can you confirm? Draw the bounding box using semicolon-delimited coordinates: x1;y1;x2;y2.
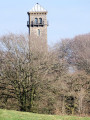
39;18;42;24
35;18;38;24
38;29;40;36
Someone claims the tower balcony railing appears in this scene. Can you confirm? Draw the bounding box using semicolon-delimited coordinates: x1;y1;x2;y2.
27;21;49;27
27;21;30;27
31;21;44;26
47;21;49;26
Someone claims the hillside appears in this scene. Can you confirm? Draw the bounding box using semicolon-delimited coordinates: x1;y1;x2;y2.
0;109;90;120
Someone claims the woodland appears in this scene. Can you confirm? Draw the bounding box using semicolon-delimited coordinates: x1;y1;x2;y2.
0;33;90;116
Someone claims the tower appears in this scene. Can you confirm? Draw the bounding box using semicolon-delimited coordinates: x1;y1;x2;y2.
27;3;48;52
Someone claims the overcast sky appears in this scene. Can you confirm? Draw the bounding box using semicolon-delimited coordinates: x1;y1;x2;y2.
0;0;90;45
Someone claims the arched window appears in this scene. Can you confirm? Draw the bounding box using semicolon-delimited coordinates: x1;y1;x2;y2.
38;29;40;36
39;18;42;24
35;18;38;24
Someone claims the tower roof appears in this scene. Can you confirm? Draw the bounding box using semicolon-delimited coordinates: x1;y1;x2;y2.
29;3;47;12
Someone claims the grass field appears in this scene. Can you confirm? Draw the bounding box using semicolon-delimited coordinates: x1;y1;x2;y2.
0;109;90;120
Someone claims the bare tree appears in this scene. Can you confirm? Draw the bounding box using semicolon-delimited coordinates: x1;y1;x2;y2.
0;33;90;115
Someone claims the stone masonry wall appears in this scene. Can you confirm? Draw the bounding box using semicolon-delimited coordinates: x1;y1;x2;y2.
29;12;48;53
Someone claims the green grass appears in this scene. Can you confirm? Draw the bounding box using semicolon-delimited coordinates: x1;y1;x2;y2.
0;109;90;120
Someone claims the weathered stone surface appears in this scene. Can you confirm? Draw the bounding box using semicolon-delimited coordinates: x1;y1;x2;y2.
27;5;48;53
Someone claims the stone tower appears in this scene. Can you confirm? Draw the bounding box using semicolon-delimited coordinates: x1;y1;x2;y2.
27;3;48;52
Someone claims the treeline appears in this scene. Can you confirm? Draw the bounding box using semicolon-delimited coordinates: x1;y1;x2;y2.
0;33;90;116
